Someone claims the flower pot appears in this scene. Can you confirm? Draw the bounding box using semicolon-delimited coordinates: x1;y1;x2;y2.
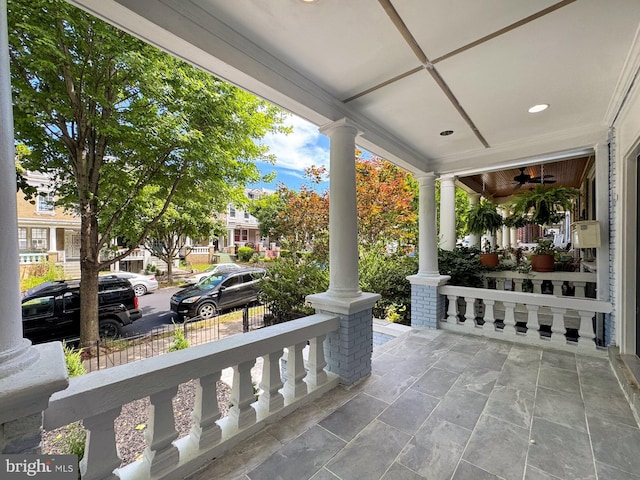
531;254;555;272
479;253;499;267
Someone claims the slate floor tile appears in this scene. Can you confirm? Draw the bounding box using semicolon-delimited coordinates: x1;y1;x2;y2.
527;417;595;480
247;426;344;480
454;364;500;395
318;392;388;441
380;462;426;480
533;386;587;433
541;350;576;371
411;367;459;398
538;364;580;395
430;387;488;430
484;385;534;430
363;369;417;403
378;388;440;435
583;388;638;427
452;460;503;480
589;415;640;475
326;420;410;480
595;461;640;480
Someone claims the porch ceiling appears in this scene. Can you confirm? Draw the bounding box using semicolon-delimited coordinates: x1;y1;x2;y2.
68;0;640;175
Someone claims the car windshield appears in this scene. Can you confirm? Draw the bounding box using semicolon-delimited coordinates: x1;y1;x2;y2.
197;274;224;289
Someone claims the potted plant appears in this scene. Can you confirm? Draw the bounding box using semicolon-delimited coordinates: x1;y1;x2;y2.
505;185;579;228
467;199;504;267
529;238;557;272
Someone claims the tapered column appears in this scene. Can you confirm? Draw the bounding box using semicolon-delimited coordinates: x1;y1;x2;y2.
48;227;57;252
0;0;37;377
439;175;457;251
319;118;360;297
417;173;439;276
468;193;481;248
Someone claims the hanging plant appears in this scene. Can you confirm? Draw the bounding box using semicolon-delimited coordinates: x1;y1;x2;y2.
505;185;580;227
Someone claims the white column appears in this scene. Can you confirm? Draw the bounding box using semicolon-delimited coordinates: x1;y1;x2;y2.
468;193;481;248
0;0;37;376
319;118;361;297
48;227;57;252
417;173;439;276
227;228;234;249
439;175;457;251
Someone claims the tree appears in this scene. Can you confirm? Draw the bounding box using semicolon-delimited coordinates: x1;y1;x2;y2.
140;188;226;283
355;154;417;246
9;0;287;345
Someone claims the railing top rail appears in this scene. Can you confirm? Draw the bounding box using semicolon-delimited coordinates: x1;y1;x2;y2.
44;313;339;429
484;271;596;281
440;285;612;313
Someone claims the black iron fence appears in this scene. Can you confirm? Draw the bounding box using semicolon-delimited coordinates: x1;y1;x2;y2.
83;303;272;372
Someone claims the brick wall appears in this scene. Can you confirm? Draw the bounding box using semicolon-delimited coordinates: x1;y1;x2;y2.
411;283;446;329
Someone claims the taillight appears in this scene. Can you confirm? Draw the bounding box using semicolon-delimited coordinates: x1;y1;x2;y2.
134;296;139;309
150;276;155;281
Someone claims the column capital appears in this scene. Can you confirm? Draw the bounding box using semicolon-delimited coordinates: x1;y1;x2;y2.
319;117;363;137
438;174;457;184
415;172;437;184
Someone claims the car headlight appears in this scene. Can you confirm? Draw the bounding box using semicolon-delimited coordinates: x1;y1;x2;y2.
182;296;201;304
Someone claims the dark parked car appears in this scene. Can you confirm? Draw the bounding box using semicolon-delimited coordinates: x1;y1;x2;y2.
170;268;266;321
21;275;142;344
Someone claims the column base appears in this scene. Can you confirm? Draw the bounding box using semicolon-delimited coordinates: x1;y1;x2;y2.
0;342;68;454
407;275;450;329
306;292;380;386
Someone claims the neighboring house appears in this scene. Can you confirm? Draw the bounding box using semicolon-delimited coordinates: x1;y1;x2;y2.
16;171;81;277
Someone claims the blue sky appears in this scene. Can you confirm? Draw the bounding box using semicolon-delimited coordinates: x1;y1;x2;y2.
252;114;330;192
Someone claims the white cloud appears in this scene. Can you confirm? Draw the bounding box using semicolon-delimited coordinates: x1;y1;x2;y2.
260;115;329;172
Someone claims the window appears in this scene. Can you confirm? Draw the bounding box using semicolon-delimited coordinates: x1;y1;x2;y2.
37;191;55;213
31;228;48;250
244;210;250;219
234;229;249;242
229;206;236;218
18;228;27;249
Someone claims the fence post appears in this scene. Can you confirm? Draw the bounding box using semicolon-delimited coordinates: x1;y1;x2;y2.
242;307;249;333
96;340;100;372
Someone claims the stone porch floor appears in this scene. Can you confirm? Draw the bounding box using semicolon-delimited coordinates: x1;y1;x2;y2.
187;329;640;480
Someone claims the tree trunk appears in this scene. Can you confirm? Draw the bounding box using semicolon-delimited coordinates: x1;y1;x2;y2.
79;211;101;347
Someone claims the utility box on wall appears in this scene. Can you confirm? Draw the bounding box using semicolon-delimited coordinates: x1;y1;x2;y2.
572;221;601;248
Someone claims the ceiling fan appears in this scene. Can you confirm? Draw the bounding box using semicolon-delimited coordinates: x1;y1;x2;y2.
512;166;556;189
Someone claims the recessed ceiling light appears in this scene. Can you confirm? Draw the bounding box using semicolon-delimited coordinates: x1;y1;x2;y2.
528;104;549;113
300;0;318;3
440;130;454;136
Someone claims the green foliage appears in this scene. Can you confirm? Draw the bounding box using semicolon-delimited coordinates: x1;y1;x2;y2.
438;247;485;287
54;421;86;461
20;262;64;292
358;246;418;324
167;324;190;352
237;246;255;262
63;343;86;378
385;303;407;323
506;185;580;227
467;199;503;235
259;257;329;323
532;239;557;256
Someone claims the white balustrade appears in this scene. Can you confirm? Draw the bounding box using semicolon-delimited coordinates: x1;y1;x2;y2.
440;285;611;356
484;271;597;298
43;314;340;480
19;252;48;264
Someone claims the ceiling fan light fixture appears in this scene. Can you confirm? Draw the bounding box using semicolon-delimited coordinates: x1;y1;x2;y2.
528;104;549;113
440;130;454;136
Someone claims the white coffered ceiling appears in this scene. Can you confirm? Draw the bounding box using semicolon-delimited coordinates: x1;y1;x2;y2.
68;0;640;176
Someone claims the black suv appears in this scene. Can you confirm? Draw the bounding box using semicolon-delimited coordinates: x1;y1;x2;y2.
170;268;266;321
21;275;143;344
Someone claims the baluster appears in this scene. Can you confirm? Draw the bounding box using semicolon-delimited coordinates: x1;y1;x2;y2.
514;279;523;292
190;372;222;450
446;295;458;323
484;299;495;330
144;386;179;476
483;277;489;289
496;278;505;291
464;297;476;326
307;335;328;388
577;310;597;352
551;280;563;296
550;307;567;347
525;305;540;338
284;341;308;399
229;359;257;429
79;408;121;480
574;281;587;298
531;279;543;294
258;350;284;413
502;302;517;335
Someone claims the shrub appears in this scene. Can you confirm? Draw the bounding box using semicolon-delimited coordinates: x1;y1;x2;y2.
358;246;418;324
54;421;86;461
237;246;255;262
20;262;63;292
167;324;189;352
63;342;86;378
259;256;329;323
437;246;484;287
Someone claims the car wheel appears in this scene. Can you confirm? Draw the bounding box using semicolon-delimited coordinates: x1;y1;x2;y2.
99;318;122;339
197;302;218;319
133;284;147;297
